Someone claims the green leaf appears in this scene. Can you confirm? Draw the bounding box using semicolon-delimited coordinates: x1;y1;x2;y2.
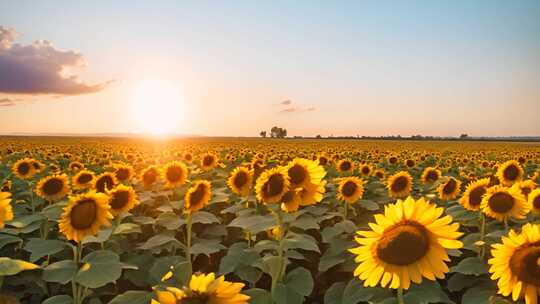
461;283;496;304
191;238;226;257
108;291;151;304
42;202;66;221
261;255;286;283
447;273;481;292
272;283;304;304
138;233;182;250
192;211;221;224
113;223;142;234
450;257;488;276
283;233;319;253
244;288;272;304
342;278;388;304
156;212;185;230
82;226;113;244
401;280;453;304
284;267;313;296
0;233;22;250
324;282;346;304
24;238;67;262
6;214;44;228
149;256;186;285
75;250;124;288
359;200;379;211
42;260;77;284
42;295;73;304
219;242;260;274
290;215;319;230
228;214;277;234
0;257;39;276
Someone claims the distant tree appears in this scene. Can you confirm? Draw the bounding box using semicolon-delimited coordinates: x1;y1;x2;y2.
316;134;322;139
260;131;267;138
460;134;469;139
270;126;287;138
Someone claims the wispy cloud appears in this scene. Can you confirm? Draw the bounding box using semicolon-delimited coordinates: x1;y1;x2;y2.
281;99;292;105
276;99;316;113
0;97;19;106
0;26;111;96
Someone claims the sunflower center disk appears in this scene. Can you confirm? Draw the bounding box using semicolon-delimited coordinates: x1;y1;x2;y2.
503;165;519;181
166;167;184;182
97;176;114;192
43;178;64;195
264;174;285;197
534;196;540;210
469;187;486;207
391;176;408;192
233;171;248;188
18;163;30;175
288;165;306;185
110;191;130;209
426;171;438;182
116;169;130;180
189;184;206;208
376;222;429;265
443;179;457;194
70;199;98;230
78;173;93;184
340;162;351;171
488;192;515;213
342;181;358;197
510;244;540;286
203;156;214;166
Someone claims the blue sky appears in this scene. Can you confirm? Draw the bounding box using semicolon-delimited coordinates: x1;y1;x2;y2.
0;0;539;136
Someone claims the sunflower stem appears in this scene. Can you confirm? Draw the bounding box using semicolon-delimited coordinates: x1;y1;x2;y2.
271;210;286;295
478;212;486;259
186;211;193;274
397;287;405;304
72;242;83;304
343;203;348;220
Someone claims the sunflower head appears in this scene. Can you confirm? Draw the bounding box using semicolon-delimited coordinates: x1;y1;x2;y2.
516;180;537;199
299;179;326;206
107;184;138;216
36;174;70;201
388;156;398;165
317;154;329;166
336;176;365;204
281;189;302;213
286;158;326;188
69;161;84;171
72;170;95;189
360;164;372;176
481;185;530;221
94;172;118;193
227;166;253;197
421;167;441;184
0;192;14;229
141;166;160;188
437;177;462;201
183;152;193;163
497;160;524;186
113;163;134;182
200;153;218;171
489;223;540;303
59;191;112;243
459;178;490;211
255;167;290;204
528;189;540;214
12;158;36;179
1;180;12;192
387;171;413;198
154;273;249;304
336;159;354;173
374;169;385;179
405;159;415;168
162;161;188;188
185;180;212;213
349;197;462;290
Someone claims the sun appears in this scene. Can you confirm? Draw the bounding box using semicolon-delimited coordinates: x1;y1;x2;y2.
131;79;185;136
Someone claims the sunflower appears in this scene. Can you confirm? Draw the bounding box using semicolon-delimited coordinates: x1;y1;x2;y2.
59;191;112;242
183;152;193;163
488;223;540;304
528;189;540;214
69;161;84;171
359;164;373;176
496;160;524;186
12;158;36;179
281;189;302;213
141;166;160;188
286;158;326;188
114;163;135;182
336;177;365;204
387;171;413;198
184;180;212;213
35;174;70;201
72;170;95;190
459;178;490;211
31;160;45;172
374;169;385;179
349;197;463;290
405;159;416;168
154;272;249;304
516;180;537;199
162;161;189;188
0;192;14;229
317;154;329;166
299;180;326;206
255;167;290;204
94;172;118;193
1;180;11;192
336;159;354;174
481;185;530;222
437;177;462;201
107;184;138;216
201;153;218;171
421;167;441;184
227;166;253;197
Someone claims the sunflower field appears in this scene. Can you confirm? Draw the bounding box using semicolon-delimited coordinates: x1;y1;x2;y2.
1;137;540;304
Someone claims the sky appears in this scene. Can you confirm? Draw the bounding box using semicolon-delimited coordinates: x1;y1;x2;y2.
0;0;539;137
